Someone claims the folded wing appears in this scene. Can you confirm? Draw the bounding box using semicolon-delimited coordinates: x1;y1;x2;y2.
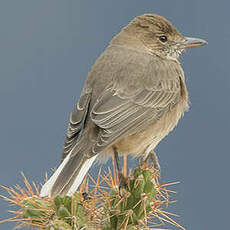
91;75;181;154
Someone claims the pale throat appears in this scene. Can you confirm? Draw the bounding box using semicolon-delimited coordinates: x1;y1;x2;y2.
166;48;183;61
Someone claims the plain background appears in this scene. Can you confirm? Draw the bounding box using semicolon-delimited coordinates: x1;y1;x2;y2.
0;0;229;229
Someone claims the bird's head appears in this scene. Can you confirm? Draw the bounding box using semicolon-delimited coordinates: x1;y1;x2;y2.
116;14;207;60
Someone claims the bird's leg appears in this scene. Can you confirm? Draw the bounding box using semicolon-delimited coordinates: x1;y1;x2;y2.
149;150;161;176
139;155;149;168
114;148;121;175
113;147;126;188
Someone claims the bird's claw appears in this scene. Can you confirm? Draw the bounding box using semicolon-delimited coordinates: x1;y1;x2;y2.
140;151;161;177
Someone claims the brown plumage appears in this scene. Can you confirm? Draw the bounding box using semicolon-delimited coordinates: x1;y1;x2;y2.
40;14;207;197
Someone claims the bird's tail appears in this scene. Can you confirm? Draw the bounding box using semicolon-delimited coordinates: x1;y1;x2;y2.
40;138;97;197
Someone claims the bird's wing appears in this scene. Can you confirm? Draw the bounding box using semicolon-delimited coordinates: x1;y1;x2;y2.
91;59;182;154
62;91;91;160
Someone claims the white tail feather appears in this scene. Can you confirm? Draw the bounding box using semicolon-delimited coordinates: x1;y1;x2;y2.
67;155;97;196
40;152;71;197
40;153;97;197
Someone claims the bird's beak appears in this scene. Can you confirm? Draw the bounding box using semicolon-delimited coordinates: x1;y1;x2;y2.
180;37;208;49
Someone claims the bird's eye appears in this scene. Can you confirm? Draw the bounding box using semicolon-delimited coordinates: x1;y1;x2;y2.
159;35;168;43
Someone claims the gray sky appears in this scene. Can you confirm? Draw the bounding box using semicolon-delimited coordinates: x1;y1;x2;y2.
0;0;229;229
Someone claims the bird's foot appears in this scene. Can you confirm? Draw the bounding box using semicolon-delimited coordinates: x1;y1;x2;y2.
140;151;161;177
149;151;161;177
82;192;92;201
118;173;127;188
117;173;128;197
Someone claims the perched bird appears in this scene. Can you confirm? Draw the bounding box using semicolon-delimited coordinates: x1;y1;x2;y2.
40;14;207;197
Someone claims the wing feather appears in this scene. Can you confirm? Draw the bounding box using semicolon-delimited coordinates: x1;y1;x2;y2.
91;74;181;154
62;91;91;160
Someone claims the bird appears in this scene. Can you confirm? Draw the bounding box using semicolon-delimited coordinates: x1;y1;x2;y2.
40;14;207;197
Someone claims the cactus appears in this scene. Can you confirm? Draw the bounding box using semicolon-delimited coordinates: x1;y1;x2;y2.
102;167;157;229
53;193;88;229
47;219;72;230
0;163;184;230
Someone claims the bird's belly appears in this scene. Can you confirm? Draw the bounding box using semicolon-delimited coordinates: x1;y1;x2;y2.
113;101;186;157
